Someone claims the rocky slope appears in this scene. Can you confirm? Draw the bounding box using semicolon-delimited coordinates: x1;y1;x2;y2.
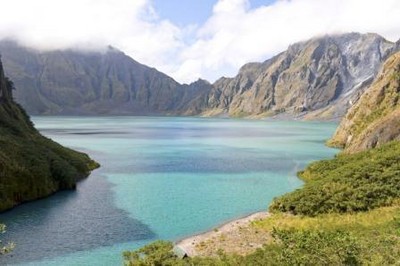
200;33;399;119
0;58;98;211
328;52;400;153
0;33;398;119
0;41;210;115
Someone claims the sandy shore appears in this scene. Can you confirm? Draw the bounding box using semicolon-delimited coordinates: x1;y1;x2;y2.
175;211;270;257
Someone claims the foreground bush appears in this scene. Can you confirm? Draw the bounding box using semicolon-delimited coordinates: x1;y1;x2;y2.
123;229;361;266
270;141;400;216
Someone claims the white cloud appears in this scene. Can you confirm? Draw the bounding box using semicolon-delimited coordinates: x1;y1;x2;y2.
0;0;399;84
0;0;183;72
172;0;400;83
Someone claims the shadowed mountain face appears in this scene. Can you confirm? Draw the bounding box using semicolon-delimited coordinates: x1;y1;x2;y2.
0;33;398;119
0;41;211;115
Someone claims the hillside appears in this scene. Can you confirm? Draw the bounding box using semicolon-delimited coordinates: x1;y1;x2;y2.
329;51;400;153
0;58;98;212
1;33;398;120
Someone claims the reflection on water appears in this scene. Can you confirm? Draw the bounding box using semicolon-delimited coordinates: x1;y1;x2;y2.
1;174;155;264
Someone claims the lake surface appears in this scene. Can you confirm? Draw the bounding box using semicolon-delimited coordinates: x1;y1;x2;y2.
0;117;338;265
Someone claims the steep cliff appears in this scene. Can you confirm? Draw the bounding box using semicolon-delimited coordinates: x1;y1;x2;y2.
201;33;398;119
0;41;211;115
328;52;400;153
0;58;98;211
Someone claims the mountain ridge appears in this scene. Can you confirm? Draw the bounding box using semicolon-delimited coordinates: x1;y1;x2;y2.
198;32;399;119
0;40;211;115
0;32;399;119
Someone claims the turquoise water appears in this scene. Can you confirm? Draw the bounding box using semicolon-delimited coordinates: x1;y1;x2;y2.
0;117;338;265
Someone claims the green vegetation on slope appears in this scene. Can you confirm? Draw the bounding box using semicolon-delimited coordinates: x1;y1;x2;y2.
0;59;99;212
254;204;400;265
269;141;400;216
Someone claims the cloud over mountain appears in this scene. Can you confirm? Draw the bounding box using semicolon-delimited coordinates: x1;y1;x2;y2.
0;0;399;83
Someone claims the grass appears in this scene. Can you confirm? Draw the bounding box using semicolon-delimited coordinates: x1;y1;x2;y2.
254;204;400;264
257;204;400;236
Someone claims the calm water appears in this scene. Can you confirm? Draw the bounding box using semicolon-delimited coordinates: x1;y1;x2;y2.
0;117;338;265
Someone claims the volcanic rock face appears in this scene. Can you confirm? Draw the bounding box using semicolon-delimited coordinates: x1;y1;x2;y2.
0;33;398;119
329;52;400;153
201;33;399;119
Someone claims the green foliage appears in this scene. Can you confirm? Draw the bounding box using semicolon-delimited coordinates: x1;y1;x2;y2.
123;229;362;266
123;241;182;266
0;84;99;212
268;228;360;265
0;224;14;255
269;141;400;216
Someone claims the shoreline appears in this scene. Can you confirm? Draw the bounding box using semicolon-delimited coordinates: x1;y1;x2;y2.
175;211;270;257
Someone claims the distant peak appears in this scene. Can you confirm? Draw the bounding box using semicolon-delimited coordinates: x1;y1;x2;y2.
195;78;210;84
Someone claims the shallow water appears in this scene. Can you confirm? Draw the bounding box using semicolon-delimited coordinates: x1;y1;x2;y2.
0;117;338;265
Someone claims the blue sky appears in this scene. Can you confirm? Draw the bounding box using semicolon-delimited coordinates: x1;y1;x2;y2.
1;0;400;83
153;0;277;26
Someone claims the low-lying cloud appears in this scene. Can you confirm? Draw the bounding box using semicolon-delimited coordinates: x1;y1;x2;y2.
0;0;399;84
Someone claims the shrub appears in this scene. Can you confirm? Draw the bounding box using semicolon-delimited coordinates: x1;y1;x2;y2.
270;141;400;216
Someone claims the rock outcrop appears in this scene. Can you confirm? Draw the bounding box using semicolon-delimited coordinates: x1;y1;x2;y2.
0;58;98;211
328;52;400;153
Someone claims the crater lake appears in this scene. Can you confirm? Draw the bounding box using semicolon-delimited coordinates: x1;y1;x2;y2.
0;117;338;265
